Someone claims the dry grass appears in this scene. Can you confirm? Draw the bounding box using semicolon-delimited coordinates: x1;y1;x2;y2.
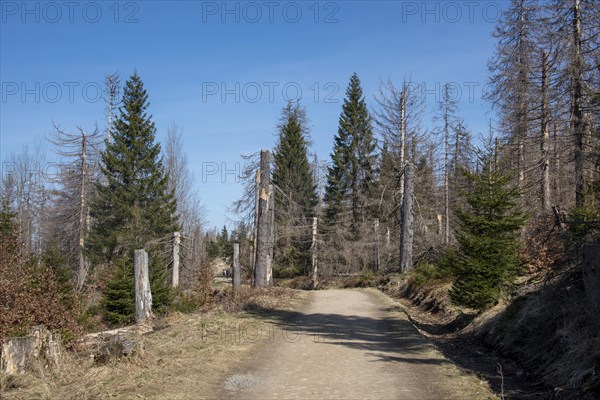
386;264;600;400
0;288;304;400
474;266;600;399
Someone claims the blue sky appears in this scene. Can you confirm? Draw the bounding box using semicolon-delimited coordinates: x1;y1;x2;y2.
1;0;505;229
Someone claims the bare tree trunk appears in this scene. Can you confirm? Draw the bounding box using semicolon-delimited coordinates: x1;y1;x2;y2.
77;132;88;291
553;122;562;203
172;231;180;288
252;169;260;283
37;186;45;268
399;82;407;203
571;0;585;208
541;51;552;213
233;240;240;291
311;216;318;288
374;218;380;271
443;85;450;245
254;150;274;288
400;163;415;273
134;249;152;323
410;133;417;165
516;0;527;193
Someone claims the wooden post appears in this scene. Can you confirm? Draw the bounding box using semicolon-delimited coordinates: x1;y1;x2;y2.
399;163;415;273
233;239;241;292
172;231;181;288
134;249;152;323
374;218;380;271
254;150;274;288
311;216;318;288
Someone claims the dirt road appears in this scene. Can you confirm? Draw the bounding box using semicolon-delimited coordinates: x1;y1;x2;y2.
1;289;495;399
223;289;494;399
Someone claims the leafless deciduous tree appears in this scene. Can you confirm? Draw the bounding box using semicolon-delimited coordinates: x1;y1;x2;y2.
2;141;48;261
163;122;207;286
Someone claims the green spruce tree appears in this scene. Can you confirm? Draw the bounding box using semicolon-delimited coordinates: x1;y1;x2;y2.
450;139;526;309
324;73;378;237
272;101;317;277
87;72;179;324
218;225;233;259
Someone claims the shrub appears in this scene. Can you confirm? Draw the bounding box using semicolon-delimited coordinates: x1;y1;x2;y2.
412;263;440;286
101;252;173;325
0;203;79;343
449;144;526;309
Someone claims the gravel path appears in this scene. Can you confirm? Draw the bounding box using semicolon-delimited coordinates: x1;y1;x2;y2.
224;289;493;400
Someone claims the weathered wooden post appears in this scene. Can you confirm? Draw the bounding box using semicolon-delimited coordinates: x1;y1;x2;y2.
386;227;390;247
254;150;274;288
172;231;181;288
134;249;153;323
232;238;241;292
399;163;415;273
374;218;380;271
311;216;318;288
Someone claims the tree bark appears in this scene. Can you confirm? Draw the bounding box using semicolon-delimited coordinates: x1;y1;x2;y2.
443;85;450;245
172;231;180;288
571;0;585;208
233;240;241;291
399;82;407;203
254;150;274;288
134;249;152;323
400;163;415;273
540;51;552;213
374;218;380;271
77;132;88;291
311;216;318;288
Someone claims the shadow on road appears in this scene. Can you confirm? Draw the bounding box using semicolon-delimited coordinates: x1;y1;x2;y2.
244;303;450;367
245;297;555;400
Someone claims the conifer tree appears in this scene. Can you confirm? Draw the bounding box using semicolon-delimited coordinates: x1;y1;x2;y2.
88;73;178;260
87;72;178;323
324;73;377;236
272;101;317;276
450;139;526;309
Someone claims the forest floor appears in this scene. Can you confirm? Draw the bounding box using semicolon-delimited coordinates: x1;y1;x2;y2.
1;288;497;399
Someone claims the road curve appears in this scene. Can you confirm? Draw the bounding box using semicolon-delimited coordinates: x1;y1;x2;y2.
223;289;492;400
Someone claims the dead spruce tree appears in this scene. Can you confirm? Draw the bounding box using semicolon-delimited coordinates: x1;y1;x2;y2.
48;125;101;290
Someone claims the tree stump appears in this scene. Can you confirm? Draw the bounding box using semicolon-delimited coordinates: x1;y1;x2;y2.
1;326;62;375
134;249;153;323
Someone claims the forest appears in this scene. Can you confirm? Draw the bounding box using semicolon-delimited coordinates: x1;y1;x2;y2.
1;0;599;399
